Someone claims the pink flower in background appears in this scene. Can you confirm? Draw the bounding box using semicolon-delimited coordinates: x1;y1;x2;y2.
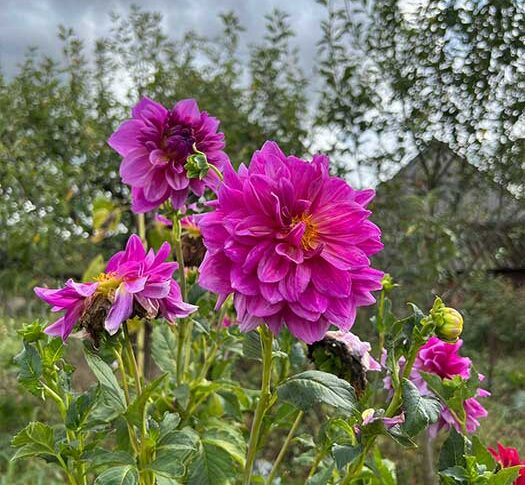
198;141;383;343
488;443;525;485
35;235;197;340
410;337;489;436
109;97;229;213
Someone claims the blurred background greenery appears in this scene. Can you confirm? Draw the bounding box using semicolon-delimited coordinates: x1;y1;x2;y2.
1;1;525;483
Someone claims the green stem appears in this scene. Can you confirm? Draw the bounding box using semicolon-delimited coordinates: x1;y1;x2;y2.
172;214;191;384
123;323;142;395
377;289;385;358
385;345;419;418
307;450;325;479
243;326;274;485
208;163;224;181
341;441;374;484
266;410;304;484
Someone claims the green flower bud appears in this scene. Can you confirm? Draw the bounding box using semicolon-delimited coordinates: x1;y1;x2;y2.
185;152;210;180
430;297;463;342
381;273;396;292
436;307;463;343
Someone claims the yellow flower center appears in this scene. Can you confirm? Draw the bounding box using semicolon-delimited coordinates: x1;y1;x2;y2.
94;272;122;296
292;213;318;250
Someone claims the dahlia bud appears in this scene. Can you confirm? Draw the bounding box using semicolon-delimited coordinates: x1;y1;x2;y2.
185;151;210;180
381;273;396;292
430;297;463;343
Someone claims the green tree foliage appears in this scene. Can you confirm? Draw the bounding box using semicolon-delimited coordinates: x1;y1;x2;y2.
0;6;308;294
317;0;525;184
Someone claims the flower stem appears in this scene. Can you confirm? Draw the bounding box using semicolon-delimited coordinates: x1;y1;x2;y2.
172;214;191;384
136;213;147;377
266;410;304;484
243;325;274;485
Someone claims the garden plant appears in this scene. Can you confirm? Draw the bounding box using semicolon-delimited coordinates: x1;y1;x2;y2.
9;97;525;484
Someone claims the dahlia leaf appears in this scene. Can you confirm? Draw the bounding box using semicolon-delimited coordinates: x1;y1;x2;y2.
401;379;441;436
81;449;135;469
125;373;166;427
438;429;467;470
277;370;359;414
10;421;57;462
84;351;126;413
151;324;178;375
489;466;524;485
470;436;496;469
94;464;139;485
332;444;362;470
14;343;43;396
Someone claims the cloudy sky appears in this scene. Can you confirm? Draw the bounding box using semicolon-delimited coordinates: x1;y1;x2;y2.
0;0;326;79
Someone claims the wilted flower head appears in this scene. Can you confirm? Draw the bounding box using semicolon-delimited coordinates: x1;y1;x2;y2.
109;97;229;213
309;331;380;396
35;235;197;341
488;443;525;485
411;337;488;435
324;331;381;372
198;141;383;343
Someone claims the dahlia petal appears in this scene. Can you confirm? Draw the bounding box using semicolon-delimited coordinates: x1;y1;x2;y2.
260;282;283;304
276;242;304;264
354;188;375;206
172;98;200;124
68;280;99;297
284;310;330;344
108;119;144;156
104;285;133;335
257;251;290;283
124;276;148;293
170;189;189;209
132;96;169;120
311;260;351;297
166;169;190;190
124;234;146;262
131;186;168;213
143;169;169;202
120;147;152;185
198;252;233;296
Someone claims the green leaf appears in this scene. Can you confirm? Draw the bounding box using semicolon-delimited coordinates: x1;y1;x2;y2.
151;324;178;374
332;444;362;470
147;453;185;479
277;370;359;414
401;379;441;436
17;322;46;343
94;465;139;485
439;466;468;482
489;466;524;485
439;429;468;471
306;464;334;485
125;373;166;427
242;331;263;361
11;422;56;461
42;338;64;368
471;436;496;469
157;427;200;463
82;449;135;469
14;344;42;396
187;440;236;485
84;351;126;413
66;391;97;431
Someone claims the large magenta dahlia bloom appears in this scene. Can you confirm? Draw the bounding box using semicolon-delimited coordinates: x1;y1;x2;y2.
35;235;197;340
198;141;384;343
108;97;229;213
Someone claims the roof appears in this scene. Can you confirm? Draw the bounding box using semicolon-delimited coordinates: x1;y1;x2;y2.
375;140;525;271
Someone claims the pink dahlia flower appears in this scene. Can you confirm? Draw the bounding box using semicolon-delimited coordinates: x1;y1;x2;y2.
109;97;229;213
35;235;197;340
410;337;489;436
198;141;383;343
489;443;525;484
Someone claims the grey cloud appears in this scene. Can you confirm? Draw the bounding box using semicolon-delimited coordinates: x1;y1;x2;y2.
0;0;325;79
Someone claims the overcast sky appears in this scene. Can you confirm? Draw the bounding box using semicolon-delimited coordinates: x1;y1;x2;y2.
0;0;325;79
